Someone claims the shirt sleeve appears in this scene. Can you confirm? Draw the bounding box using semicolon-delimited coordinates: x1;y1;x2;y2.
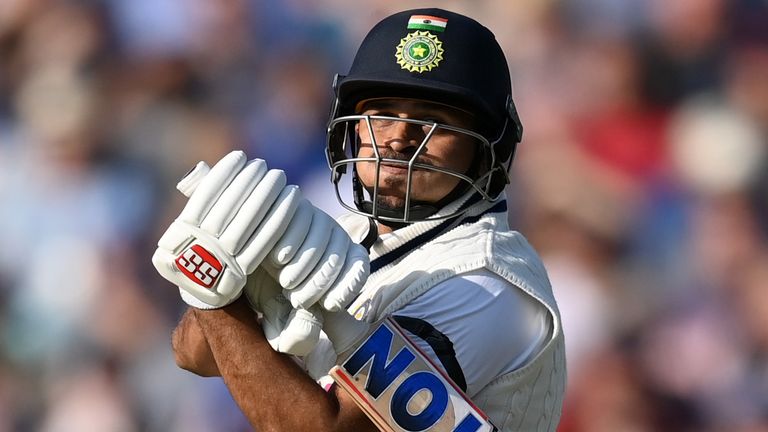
392;268;552;397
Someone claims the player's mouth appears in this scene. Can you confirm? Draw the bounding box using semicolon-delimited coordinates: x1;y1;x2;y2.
377;157;431;174
379;162;410;173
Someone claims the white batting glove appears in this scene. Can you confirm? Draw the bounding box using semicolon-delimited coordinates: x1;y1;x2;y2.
164;151;371;356
245;266;324;356
244;269;371;361
244;199;369;356
172;156;371;313
152;150;302;308
302;309;373;379
267;200;370;312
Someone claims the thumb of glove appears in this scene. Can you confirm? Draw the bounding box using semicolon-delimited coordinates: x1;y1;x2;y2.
321;309;371;355
245;267;325;356
275;306;323;357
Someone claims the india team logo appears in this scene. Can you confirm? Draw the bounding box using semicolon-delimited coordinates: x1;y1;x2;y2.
396;31;444;73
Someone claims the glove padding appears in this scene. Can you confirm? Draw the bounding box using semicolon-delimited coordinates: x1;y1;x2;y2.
267;200;370;312
160;150;371;356
250;201;370;356
152;150;301;308
253;223;374;364
245;267;372;360
245;266;324;356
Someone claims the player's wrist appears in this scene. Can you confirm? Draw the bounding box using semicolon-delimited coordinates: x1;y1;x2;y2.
194;296;255;327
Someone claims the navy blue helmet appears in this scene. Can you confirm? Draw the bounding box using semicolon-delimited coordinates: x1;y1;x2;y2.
326;8;522;223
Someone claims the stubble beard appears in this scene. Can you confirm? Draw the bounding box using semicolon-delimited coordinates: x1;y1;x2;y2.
366;175;410;210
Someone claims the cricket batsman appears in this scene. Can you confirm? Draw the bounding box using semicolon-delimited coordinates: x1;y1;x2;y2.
152;8;566;431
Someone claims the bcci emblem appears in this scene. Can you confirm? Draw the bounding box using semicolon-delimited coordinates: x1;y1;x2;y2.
395;31;444;73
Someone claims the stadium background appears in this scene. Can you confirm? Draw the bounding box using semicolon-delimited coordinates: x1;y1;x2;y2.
0;0;766;430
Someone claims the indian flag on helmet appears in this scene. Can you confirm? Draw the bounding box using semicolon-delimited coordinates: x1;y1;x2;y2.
407;15;448;32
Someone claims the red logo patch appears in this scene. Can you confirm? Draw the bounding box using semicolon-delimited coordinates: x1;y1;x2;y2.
175;244;223;288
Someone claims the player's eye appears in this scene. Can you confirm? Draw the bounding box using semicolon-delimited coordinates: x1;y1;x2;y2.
418;117;440;132
359;111;392;130
370;117;395;129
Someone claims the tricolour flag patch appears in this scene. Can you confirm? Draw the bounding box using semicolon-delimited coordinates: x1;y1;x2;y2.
407;15;448;33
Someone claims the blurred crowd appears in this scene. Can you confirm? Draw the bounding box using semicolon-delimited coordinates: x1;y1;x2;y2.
0;0;766;431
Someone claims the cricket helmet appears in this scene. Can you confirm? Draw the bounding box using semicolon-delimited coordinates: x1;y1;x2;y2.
326;8;522;224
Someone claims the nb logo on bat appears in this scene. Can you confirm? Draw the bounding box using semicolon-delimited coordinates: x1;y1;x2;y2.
331;318;497;432
175;244;223;289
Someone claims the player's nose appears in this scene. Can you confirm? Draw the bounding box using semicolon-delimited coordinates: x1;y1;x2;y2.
384;120;421;153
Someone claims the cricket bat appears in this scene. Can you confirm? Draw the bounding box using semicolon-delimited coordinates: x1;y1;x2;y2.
329;317;497;432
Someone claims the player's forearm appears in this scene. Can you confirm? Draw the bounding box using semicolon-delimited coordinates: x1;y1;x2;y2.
192;299;374;432
172;309;221;377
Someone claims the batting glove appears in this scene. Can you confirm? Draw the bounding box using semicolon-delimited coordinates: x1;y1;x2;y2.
152;150;301;308
266;199;370;312
243;266;327;356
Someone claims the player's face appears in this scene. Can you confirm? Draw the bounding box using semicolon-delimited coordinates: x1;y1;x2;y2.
355;98;477;210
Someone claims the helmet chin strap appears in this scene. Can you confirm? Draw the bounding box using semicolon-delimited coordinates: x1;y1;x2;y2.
358;201;436;251
360;217;379;251
359;200;441;225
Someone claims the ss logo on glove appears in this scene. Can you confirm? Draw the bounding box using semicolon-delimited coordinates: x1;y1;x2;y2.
176;244;224;289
